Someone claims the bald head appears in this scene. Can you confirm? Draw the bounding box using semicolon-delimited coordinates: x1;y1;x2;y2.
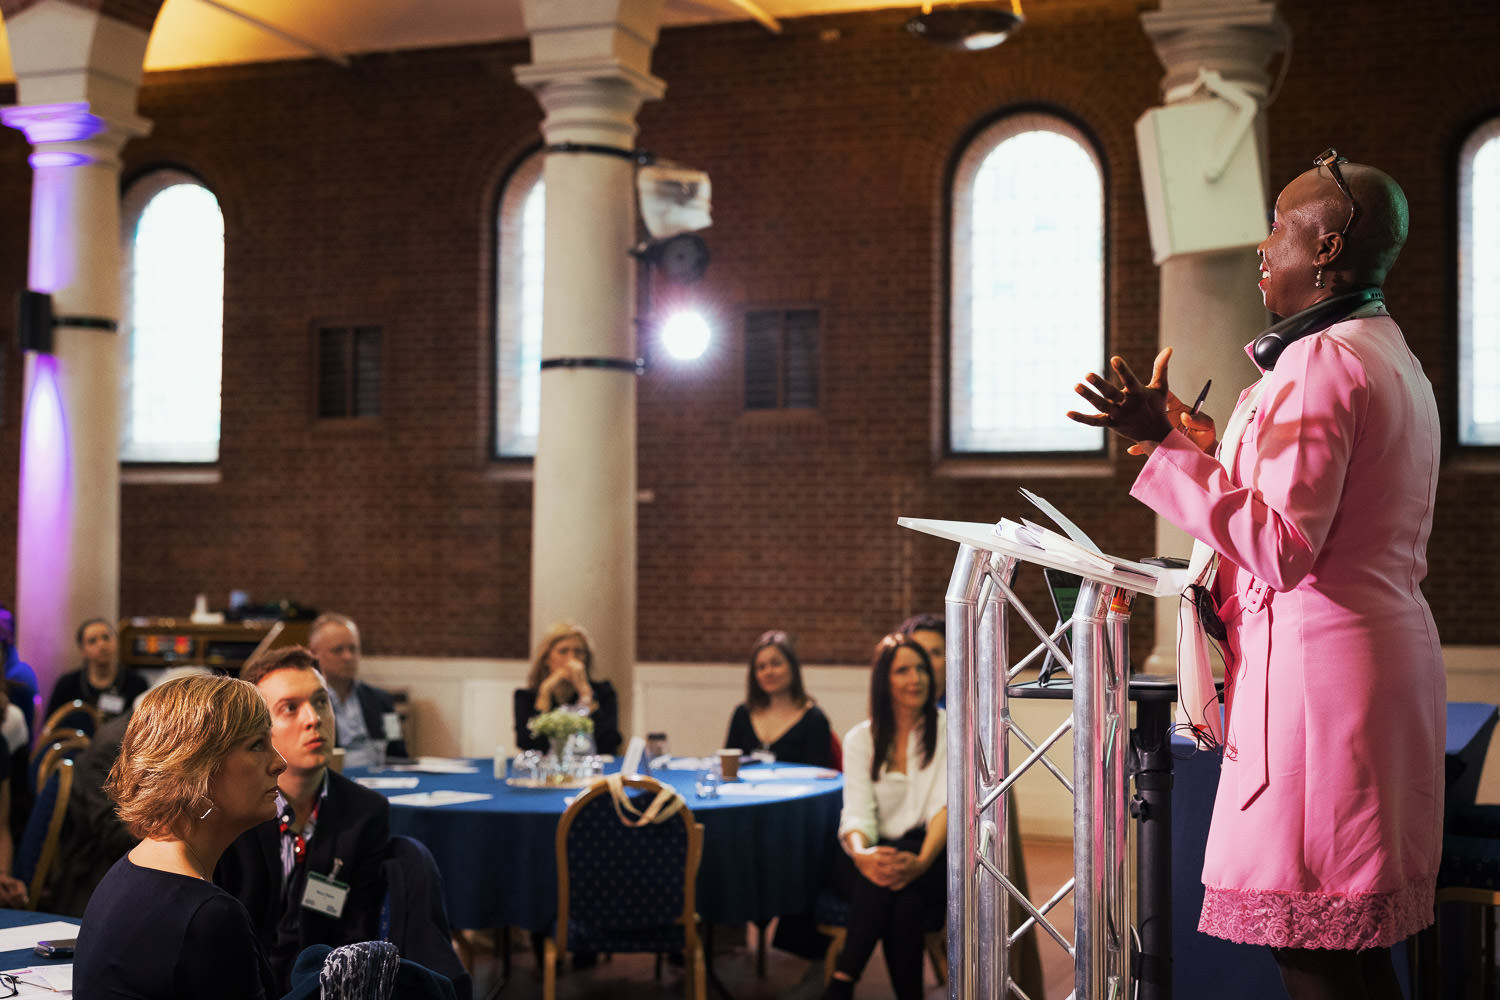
1292;159;1409;288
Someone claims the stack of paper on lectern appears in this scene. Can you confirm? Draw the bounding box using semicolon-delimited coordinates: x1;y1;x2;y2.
993;518;1160;582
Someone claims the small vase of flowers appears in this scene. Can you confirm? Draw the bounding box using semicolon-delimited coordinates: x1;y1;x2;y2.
528;708;595;780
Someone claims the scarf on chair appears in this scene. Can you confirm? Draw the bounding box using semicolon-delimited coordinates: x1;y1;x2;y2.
605;773;687;826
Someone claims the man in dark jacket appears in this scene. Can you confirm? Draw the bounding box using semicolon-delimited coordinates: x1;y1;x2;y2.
307;613;408;766
216;645;393;990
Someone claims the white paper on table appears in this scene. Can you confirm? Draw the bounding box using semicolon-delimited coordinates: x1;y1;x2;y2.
738;766;838;781
387;757;480;775
386;790;494;808
663;757;710;771
354;776;421;790
717;782;817;797
0;923;78;954
3;964;73;994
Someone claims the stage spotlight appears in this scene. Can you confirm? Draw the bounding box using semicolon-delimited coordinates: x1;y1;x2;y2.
660;310;711;362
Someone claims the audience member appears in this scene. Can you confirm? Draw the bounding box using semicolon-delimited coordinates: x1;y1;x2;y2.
723;630;834;768
216;645;394;992
74;674;283;998
897;613;946;708
514;622;622;756
0;685;26;908
826;634;947;1000
45;618;147;723
307;613;408;767
0;603;39;736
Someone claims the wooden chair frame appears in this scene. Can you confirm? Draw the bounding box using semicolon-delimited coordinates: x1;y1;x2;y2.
25;757;73;910
38;700;102;742
544;775;705;1000
34;733;89;790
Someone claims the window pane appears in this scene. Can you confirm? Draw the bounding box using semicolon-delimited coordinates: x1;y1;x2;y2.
1461;121;1500;446
496;153;545;457
121;175;223;462
951;115;1105;454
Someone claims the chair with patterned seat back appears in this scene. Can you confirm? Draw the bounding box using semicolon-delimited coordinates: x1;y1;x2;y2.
14;757;72;910
543;774;705;1000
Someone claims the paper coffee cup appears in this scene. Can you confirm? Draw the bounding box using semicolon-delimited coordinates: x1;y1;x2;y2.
717;748;742;780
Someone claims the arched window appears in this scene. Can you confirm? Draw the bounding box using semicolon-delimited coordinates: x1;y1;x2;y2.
495;150;545;458
120;169;224;463
1459;118;1500;447
950;112;1105;454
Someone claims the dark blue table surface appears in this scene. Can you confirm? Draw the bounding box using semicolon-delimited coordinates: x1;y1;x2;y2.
350;759;843;931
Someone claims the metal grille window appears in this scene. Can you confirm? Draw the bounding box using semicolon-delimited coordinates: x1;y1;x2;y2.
1460;119;1500;446
744;308;819;410
317;325;382;419
950;112;1105;454
120;169;224;463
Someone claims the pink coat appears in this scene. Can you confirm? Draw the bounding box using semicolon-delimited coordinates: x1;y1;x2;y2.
1131;312;1444;949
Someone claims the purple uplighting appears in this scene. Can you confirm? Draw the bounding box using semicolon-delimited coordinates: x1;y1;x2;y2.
17;354;73;639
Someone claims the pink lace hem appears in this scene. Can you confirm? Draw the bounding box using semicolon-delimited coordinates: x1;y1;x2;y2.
1198;874;1434;949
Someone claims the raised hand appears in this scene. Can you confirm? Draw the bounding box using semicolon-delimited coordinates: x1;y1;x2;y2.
1067;347;1176;448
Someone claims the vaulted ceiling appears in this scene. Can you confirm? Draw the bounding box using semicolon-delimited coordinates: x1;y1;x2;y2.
0;0;1133;81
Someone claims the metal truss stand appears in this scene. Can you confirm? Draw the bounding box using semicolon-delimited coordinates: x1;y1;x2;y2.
899;518;1188;1000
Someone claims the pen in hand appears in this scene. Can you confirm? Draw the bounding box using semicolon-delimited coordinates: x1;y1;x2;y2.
1188;378;1212;418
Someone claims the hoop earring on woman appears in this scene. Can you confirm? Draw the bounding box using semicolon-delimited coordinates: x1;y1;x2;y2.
1315;267;1324;289
199;803;215;821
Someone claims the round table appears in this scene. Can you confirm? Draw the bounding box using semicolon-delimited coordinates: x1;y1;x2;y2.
350;759;844;932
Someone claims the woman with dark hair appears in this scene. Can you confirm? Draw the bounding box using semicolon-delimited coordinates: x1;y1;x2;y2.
45;618;147;721
723;630;834;768
513;621;622;755
74;674;285;998
826;634;947;1000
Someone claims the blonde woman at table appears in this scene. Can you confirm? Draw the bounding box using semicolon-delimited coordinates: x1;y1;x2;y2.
826;633;947;1000
74;674;284;999
723;630;835;768
514;622;622;756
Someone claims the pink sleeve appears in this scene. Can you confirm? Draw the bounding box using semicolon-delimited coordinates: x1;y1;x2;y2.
1130;337;1365;591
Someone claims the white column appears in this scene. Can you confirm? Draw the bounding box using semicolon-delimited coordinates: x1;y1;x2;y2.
515;0;665;736
1139;0;1285;673
2;2;151;698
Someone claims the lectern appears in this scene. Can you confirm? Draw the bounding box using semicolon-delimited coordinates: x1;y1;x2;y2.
899;517;1189;1000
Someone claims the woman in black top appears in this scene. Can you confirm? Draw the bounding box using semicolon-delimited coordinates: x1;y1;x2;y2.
45;618;147;722
724;630;835;768
75;674;285;999
513;622;622;755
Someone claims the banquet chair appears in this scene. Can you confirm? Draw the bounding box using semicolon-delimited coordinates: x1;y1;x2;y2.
31;731;89;793
1418;832;1500;1000
39;700;102;742
813;888;947;987
379;835;473;1000
543;775;705;1000
14;757;72;910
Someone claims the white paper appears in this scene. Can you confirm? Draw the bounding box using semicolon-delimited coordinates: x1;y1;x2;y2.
354;776;421;790
387;757;480;775
717;782;817;797
2;964;73;995
386;790;493;808
620;737;646;777
739;766;838;781
0;922;77;954
663;757;709;771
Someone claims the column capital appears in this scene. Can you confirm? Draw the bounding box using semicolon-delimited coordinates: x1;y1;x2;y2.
2;101;150;168
1141;0;1286;103
514;63;665;148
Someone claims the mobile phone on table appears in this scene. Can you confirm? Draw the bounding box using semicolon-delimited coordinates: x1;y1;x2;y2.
34;937;75;958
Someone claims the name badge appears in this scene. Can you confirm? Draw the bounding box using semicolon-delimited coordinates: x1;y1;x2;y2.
98;693;125;716
302;871;350;918
382;712;402;741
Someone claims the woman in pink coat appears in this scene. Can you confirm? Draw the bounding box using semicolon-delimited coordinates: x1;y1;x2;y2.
1069;153;1442;1000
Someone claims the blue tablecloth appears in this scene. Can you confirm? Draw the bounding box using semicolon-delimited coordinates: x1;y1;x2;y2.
1170;701;1495;1000
352;760;843;931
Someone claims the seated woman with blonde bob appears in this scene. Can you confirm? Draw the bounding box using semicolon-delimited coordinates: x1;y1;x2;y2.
74;674;286;999
513;622;622;756
724;630;835;768
826;633;947;1000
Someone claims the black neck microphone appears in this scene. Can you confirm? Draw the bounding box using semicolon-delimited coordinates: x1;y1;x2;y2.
1252;287;1384;371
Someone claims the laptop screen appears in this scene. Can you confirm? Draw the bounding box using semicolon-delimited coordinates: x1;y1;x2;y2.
1038;567;1082;685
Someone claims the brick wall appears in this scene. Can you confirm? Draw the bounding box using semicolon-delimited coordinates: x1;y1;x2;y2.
0;0;1495;666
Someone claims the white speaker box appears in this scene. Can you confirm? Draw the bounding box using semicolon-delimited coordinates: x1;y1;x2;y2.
1136;98;1267;264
